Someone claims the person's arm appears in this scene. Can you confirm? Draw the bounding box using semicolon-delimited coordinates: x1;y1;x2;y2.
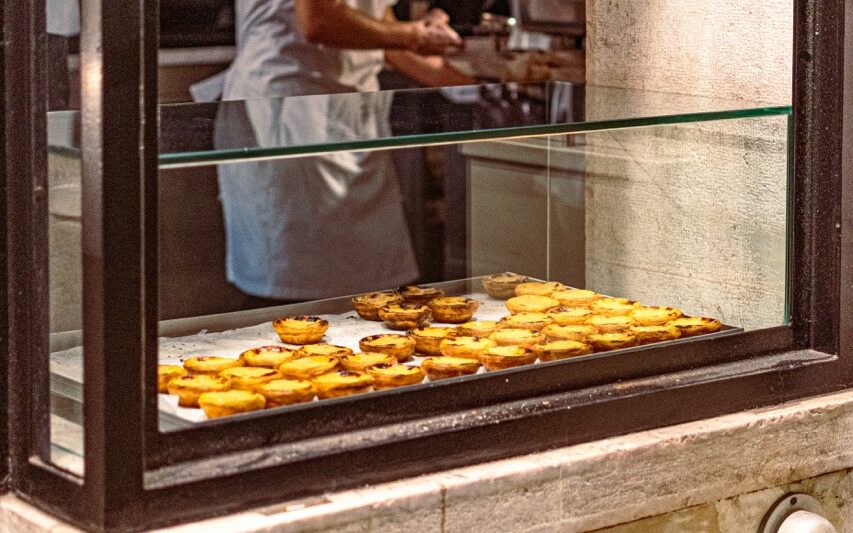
295;0;461;54
383;8;475;87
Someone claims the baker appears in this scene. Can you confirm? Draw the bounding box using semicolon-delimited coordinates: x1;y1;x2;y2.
206;0;470;303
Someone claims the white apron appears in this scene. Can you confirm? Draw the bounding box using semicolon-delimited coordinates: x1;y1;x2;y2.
214;0;418;299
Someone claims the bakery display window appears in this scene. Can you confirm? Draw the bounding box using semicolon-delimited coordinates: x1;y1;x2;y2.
4;0;852;530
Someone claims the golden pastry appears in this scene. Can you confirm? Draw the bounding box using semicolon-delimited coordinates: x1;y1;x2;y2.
488;328;546;348
457;320;501;338
630;306;683;326
506;295;561;314
295;343;353;359
550;289;601;308
367;363;425;390
587;332;639;352
498;312;553;331
219;366;281;392
479;345;537;371
532;340;593;361
397;285;445;305
591;297;642;316
427;296;479;324
278;355;339;380
157;365;187;393
586;315;635;333
258;379;316;407
339;352;397;372
272;315;330;345
409;326;457;356
167;374;231;408
439;336;497;359
547;306;594;326
630;325;682;344
421;357;481;380
359;333;417;362
183;356;243;377
239;345;300;369
481;272;529;299
542;324;596;342
198;390;266;419
312;370;374;399
378;303;431;331
351;291;404;321
514;281;567;297
667;317;722;337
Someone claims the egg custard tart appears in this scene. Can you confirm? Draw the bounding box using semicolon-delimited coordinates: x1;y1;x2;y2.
397;285;445;305
278;355;339;380
498;312;553;331
367;363;425;390
439;336;497;359
547;306;594;326
630;306;683;326
481;272;529;299
532;340;593;361
586;315;636;333
351;291;404;321
457;320;501;338
258;379;316;407
272;315;330;345
506;295;561;314
339;352;397;372
183;356;243;377
479;345;537;371
312;370;374;399
427;296;479;324
551;289;601;308
421;357;481;380
542;324;596;342
157;365;187;393
591;298;642;316
667;317;722;337
295;343;353;359
239;345;300;369
488;328;546;348
587;332;639;352
409;326;457;356
378;303;431;331
167;374;231;408
198;390;266;419
630;325;682;344
359;333;416;362
514;281;567;297
219;366;281;392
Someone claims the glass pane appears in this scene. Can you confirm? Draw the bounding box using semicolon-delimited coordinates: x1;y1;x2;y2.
154;103;790;429
46;4;84;475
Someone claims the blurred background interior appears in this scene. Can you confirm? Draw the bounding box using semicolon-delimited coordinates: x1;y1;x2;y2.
47;0;588;327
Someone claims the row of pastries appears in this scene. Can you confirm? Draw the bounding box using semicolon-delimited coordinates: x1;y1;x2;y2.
158;274;722;420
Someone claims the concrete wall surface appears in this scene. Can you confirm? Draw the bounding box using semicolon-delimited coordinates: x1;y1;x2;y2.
584;0;793;330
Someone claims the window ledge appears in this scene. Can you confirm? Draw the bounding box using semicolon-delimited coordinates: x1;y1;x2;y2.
7;387;853;532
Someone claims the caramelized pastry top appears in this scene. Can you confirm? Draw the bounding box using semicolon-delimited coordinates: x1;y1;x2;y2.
630;306;683;326
506;294;561;314
296;343;353;359
239;345;300;368
591;298;642;316
183;356;243;374
551;289;601;307
514;281;567;297
273;315;329;330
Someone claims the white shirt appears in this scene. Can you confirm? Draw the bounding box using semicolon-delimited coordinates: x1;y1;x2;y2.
214;0;419;299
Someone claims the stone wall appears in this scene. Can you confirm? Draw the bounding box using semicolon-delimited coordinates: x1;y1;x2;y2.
584;0;793;330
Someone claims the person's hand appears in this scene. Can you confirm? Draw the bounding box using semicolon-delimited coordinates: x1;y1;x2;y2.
408;16;462;55
421;8;450;25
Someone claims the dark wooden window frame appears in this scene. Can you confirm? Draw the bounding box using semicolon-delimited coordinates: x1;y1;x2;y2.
1;0;851;531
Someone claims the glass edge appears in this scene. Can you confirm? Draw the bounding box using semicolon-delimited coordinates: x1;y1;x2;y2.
159;106;793;169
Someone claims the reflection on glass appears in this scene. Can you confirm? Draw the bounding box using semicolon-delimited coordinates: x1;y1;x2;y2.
153;108;789;430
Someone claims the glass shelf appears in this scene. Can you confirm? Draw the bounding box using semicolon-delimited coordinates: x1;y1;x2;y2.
47;81;790;169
